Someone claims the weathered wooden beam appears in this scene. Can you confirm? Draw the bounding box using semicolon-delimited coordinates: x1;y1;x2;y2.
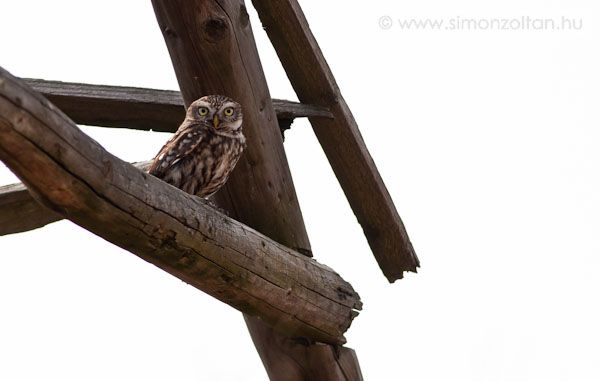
23;78;332;134
0;182;61;235
251;0;420;282
0;161;151;236
0;67;361;344
151;0;362;379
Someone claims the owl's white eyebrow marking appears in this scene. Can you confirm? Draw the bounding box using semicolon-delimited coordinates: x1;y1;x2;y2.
230;119;242;130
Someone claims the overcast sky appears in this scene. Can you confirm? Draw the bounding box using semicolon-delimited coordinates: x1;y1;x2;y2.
1;1;599;380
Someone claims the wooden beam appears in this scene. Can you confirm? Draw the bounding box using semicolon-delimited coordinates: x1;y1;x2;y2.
0;176;367;378
251;0;420;282
23;78;332;134
0;182;61;235
0;67;361;344
150;0;362;378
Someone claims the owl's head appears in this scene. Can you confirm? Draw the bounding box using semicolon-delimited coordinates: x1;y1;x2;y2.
187;95;243;135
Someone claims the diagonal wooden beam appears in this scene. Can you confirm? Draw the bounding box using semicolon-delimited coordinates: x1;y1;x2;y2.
251;0;420;282
151;0;362;378
0;67;360;345
23;78;332;134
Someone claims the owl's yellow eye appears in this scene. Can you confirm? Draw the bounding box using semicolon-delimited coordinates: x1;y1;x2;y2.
223;107;234;116
198;107;209;116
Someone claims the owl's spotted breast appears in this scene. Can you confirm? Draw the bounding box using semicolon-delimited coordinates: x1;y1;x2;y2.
171;132;246;197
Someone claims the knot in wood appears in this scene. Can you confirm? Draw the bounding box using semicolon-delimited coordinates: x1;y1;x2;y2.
203;17;228;42
163;26;178;39
102;160;112;178
319;90;340;106
239;5;250;28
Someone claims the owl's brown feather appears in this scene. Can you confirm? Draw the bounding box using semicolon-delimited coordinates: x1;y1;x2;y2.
148;122;208;178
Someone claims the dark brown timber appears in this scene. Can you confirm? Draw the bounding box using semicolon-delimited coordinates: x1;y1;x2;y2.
251;0;419;282
151;0;362;379
23;78;332;134
151;0;311;255
245;315;364;380
0;67;361;345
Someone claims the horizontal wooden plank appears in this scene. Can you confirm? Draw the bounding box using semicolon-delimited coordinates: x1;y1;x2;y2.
252;0;420;282
23;78;332;133
0;67;360;344
0;182;61;235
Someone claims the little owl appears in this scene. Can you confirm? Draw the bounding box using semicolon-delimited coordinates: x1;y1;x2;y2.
148;95;246;199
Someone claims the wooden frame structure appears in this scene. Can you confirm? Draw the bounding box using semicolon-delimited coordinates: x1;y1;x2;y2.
0;1;419;379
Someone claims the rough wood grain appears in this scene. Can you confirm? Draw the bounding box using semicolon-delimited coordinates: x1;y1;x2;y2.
0;67;361;344
23;78;332;134
251;0;420;282
151;0;362;378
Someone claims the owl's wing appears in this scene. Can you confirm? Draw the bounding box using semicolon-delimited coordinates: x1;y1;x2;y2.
148;124;209;178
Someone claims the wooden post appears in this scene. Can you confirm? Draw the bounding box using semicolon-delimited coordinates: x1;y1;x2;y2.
151;0;311;253
251;0;420;282
150;0;363;378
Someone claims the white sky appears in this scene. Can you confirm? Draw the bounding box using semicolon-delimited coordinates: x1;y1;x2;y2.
1;1;599;380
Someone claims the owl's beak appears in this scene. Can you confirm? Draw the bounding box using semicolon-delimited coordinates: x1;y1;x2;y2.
213;114;220;128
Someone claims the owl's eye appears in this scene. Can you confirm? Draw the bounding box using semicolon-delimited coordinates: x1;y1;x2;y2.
198;107;209;116
223;107;234;116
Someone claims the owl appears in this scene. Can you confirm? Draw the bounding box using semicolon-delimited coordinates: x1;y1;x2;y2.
148;95;246;199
